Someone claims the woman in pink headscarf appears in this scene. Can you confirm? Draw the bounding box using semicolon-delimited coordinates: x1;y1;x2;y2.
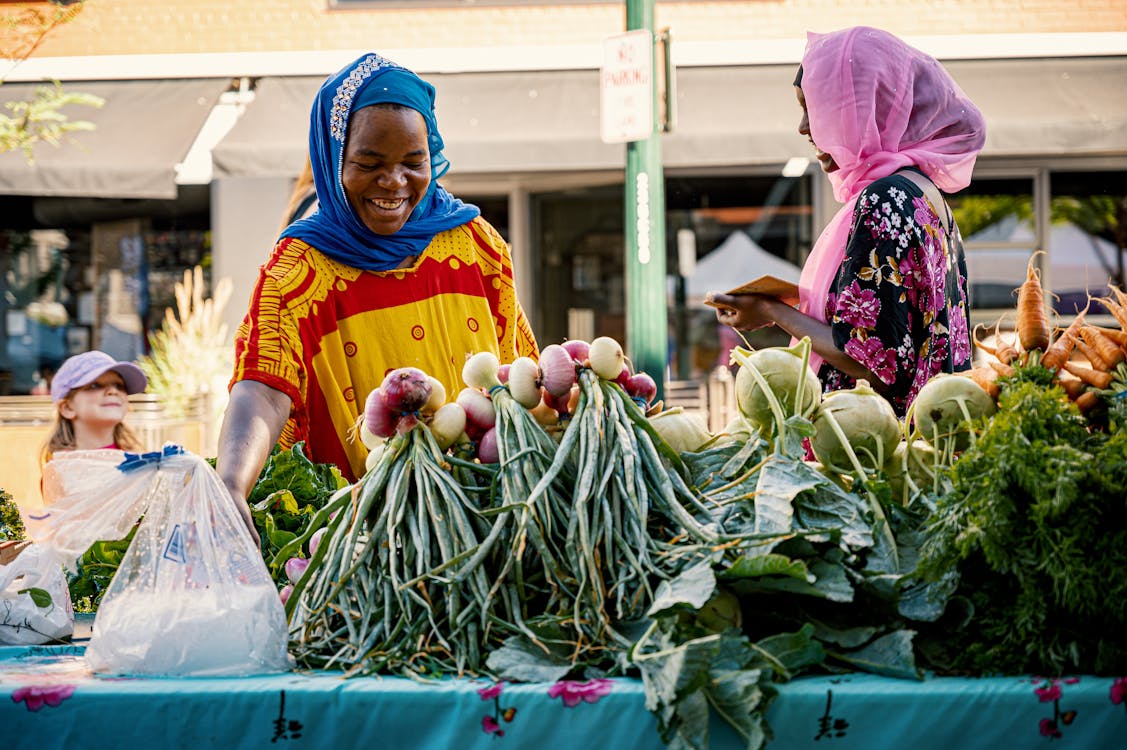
711;27;986;415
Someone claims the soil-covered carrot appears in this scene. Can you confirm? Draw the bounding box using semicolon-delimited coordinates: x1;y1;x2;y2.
1063;360;1114;389
1016;252;1050;353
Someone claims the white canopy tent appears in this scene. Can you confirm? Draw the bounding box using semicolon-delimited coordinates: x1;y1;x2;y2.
682;231;802;304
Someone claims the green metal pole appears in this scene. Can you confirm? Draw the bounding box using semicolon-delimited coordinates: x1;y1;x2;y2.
624;0;667;399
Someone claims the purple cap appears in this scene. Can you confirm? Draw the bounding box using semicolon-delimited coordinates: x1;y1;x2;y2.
50;351;148;403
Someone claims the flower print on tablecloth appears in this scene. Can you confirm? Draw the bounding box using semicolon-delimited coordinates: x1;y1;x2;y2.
11;683;76;712
1030;676;1080;739
547;678;613;708
477;681;518;738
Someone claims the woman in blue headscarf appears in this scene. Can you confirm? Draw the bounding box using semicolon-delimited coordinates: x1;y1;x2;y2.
217;53;539;507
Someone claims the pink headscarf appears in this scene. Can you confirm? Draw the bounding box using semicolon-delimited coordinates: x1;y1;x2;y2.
796;27;986;369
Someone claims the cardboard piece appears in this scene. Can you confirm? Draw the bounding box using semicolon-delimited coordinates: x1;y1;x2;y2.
703;274;801;308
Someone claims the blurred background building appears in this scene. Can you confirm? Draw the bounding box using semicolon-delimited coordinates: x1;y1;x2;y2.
1;0;1125;390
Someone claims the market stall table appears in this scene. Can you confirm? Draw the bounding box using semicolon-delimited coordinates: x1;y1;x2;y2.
3;642;1124;749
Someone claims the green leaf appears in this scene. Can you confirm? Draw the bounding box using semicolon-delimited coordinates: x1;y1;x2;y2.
705;668;768;750
748;624;824;679
18;587;53;609
648;562;717;616
722;553;809;582
829;629;921;679
485;636;573;683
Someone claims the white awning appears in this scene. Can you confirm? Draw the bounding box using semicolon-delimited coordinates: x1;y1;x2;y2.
0;78;230;199
210;56;1127;180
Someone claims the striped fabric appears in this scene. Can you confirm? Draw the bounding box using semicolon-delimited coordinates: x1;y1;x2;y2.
232;216;538;480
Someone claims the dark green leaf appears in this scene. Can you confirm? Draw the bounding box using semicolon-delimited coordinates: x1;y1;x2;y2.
830;629;921;679
485;636;573;683
648;562;717;616
18;587;52;609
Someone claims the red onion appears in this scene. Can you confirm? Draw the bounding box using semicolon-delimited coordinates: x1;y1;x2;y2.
478;427;499;463
364;388;395;438
561;339;590;365
380;367;432;413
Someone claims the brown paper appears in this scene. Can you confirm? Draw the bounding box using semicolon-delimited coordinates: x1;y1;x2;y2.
704;275;800;307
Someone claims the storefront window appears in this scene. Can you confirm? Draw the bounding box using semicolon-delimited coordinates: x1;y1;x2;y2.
531;173;813;381
952;170;1127;322
1047;170;1127;316
0;203;210;396
948;176;1037;320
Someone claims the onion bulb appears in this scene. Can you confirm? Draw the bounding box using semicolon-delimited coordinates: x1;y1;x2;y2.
309;527;326;559
430;402;468;450
456;387;496;432
508;356;543;409
626;372;658;404
538;344;576;398
363;388;395;438
381;367;432;413
588;336;626;380
359;420;385;450
422;376;446;413
477;427;499;464
463;351;501;390
561;339;591;365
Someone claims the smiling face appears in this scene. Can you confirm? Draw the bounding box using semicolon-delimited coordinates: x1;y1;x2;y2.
341;104;431;236
795;85;838;174
59;371;129;433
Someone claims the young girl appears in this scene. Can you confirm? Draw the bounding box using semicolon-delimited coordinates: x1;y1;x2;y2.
39;350;148;467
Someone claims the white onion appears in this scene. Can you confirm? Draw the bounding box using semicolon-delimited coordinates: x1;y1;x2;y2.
430;402;468;450
462;351;501;390
422;376;446;414
588;336;626;380
508;356;543;409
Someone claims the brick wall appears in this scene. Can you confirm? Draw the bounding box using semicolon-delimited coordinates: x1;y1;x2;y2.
19;0;1127;59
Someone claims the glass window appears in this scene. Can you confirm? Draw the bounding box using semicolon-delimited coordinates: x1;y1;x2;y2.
948;176;1037;318
530;173;813;381
1046;170;1127;316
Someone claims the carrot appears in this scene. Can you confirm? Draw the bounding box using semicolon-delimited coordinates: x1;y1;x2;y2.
1074;390;1102;414
964;366;1000;401
1057;376;1086;401
1062;360;1114;389
1084;325;1127;348
972;324;1019;365
1093;294;1127;332
1040;308;1086;372
989;360;1016;379
1072;334;1113;373
1016;252;1051;353
1080;325;1125;369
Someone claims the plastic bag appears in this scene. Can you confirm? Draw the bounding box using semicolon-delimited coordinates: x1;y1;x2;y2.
0;543;74;645
75;447;292;677
28;449;150;568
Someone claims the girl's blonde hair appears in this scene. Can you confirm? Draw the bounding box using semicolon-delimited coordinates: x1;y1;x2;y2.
38;397;142;468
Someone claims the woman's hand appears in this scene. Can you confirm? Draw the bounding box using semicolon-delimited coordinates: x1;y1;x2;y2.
708;292;776;331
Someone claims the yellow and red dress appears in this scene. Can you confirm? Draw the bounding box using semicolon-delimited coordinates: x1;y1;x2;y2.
232;216;538;480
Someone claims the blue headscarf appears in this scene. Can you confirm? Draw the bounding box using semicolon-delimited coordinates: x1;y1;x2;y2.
284;53;480;271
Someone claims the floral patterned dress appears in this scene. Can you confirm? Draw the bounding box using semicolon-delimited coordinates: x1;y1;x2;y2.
819;170;973;416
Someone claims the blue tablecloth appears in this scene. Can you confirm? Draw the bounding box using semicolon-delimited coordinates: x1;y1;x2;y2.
2;644;1124;749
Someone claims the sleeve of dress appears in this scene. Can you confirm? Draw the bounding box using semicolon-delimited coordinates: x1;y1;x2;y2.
828;183;925;402
230;253;306;410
